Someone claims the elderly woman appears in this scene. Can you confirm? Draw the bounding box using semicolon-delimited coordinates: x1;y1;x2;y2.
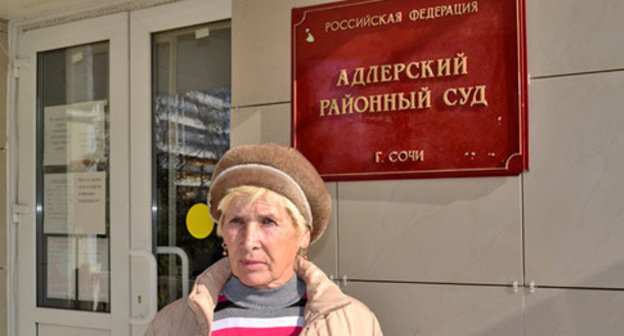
146;143;382;335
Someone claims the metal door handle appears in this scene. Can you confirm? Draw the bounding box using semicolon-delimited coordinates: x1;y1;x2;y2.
129;250;158;325
156;246;190;296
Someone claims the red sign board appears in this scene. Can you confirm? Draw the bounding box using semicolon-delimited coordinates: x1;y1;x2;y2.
292;0;528;180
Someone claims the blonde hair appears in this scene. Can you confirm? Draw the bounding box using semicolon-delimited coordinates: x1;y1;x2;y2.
216;185;308;237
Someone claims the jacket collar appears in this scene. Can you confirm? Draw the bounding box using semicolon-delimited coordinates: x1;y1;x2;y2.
188;257;352;331
294;257;352;324
188;258;231;334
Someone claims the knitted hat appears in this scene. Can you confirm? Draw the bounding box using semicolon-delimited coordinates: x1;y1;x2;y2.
208;143;330;243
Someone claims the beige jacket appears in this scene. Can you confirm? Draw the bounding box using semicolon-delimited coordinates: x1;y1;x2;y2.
145;257;382;335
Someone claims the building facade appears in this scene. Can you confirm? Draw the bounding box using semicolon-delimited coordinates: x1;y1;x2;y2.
1;0;623;335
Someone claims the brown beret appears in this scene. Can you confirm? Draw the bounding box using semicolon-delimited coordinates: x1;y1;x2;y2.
208;143;330;243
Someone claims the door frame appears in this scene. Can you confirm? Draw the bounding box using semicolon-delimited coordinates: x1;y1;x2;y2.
14;12;130;336
129;0;230;334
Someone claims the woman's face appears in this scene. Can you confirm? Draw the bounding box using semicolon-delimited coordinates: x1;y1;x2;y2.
221;192;310;289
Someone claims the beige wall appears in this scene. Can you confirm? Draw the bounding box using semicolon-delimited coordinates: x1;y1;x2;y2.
232;0;624;335
3;0;623;335
0;19;8;336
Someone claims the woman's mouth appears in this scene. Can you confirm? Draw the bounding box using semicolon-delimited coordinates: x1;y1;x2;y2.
240;259;266;270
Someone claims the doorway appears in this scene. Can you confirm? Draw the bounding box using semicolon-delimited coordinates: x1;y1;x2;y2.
12;1;231;335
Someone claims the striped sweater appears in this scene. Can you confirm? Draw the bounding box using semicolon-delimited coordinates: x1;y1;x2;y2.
212;274;307;336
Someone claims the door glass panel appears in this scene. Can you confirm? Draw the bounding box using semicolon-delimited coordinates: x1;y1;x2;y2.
36;41;110;312
152;21;231;308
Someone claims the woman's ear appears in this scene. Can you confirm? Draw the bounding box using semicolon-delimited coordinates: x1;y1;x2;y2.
299;229;311;250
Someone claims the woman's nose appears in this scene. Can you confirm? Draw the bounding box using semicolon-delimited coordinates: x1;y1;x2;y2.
242;223;260;249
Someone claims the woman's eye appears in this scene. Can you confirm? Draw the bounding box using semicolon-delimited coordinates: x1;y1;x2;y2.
229;217;244;225
261;217;276;226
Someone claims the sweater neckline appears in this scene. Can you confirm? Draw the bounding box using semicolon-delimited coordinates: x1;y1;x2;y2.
222;274;306;309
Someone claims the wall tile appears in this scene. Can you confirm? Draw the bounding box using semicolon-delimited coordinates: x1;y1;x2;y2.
0;269;5;336
231;0;333;107
525;72;624;288
307;182;337;277
0;149;6;336
344;282;523;336
0;150;5;267
527;0;624;77
230;103;291;146
0;29;7;148
525;288;624;335
338;177;522;284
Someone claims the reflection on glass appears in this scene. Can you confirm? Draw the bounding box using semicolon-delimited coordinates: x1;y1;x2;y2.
153;21;231;308
36;42;110;312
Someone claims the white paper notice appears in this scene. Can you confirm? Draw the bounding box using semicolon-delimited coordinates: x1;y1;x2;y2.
44;174;70;234
73;171;106;235
44;171;106;234
43;100;107;167
78;237;109;303
47;236;77;300
44;107;69;166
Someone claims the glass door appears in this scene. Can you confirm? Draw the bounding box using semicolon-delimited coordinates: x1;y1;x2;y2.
36;42;111;313
152;21;231;308
129;1;231;334
16;13;130;336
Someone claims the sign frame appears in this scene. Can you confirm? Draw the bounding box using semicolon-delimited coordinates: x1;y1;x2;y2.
291;0;528;181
